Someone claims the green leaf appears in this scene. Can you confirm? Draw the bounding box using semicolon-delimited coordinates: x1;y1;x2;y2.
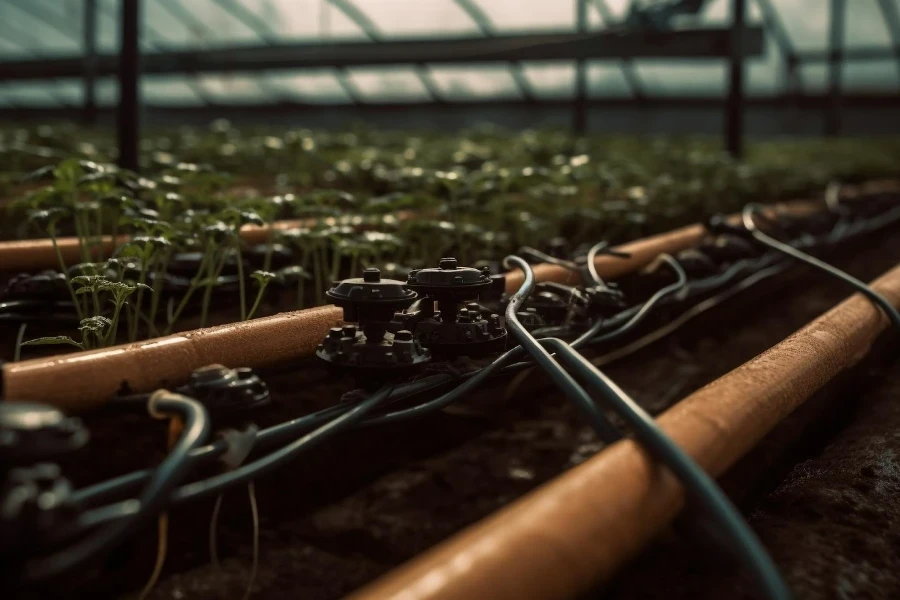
78;316;113;332
72;274;106;288
21;336;83;349
276;265;311;283
53;158;85;186
251;270;276;286
28;207;69;230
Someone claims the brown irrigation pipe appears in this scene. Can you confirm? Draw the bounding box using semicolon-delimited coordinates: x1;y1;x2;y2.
347;262;900;600
1;305;342;412
502;179;900;293
0;186;891;412
2;179;897;276
502;198;829;293
0;211;416;273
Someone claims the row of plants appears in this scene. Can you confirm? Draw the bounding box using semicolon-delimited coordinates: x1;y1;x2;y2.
2;124;899;354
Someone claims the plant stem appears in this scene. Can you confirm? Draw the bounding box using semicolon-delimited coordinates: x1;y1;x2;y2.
105;299;125;346
246;282;270;321
95;207;104;261
128;260;150;342
200;249;228;328
49;223;84;321
14;323;26;362
148;252;170;338
235;242;246;321
74;210;90;264
164;243;213;335
263;233;275;272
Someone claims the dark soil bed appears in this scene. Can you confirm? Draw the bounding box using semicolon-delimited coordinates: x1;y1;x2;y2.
10;225;900;600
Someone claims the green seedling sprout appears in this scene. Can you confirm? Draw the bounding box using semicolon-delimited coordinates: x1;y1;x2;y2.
118;236;171;341
22;315;111;352
220;208;265;321
28;207;84;321
247;270;275;320
98;280;151;345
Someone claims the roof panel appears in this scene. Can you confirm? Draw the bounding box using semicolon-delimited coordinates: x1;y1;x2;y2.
844;0;893;50
176;0;267;44
146;0;211;47
142;75;207;106
263;70;355;103
473;0;575;33
587;61;632;98
520;61;576;99
2;2;80;54
344;65;432;102
843;59;900;92
3;82;69;107
632;60;727;96
269;0;368;40
196;74;275;104
426;63;524;100
348;0;481;37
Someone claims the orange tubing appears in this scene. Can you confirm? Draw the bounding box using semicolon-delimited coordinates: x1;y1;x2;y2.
1;305;342;412
503;199;823;293
0;211;417;273
348;262;900;600
0;219;307;273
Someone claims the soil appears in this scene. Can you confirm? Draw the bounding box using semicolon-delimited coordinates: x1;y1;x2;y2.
8;224;900;600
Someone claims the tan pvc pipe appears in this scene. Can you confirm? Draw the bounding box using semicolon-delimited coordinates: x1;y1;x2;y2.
349;262;900;600
0;210;417;273
3;179;896;276
0;219;309;273
1;305;342;412
503;198;824;293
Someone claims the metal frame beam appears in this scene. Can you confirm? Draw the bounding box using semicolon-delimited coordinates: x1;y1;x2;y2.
93;0;214;107
117;0;140;170
0;28;764;81
726;0;746;158
826;0;846;137
83;0;97;124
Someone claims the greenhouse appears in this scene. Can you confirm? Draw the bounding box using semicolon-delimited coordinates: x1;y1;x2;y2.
1;2;900;600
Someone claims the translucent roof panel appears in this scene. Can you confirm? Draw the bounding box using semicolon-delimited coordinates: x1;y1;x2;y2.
520;62;576;99
263;70;355;104
0;0;897;107
427;64;525;101
195;75;276;105
344;66;434;102
587;62;634;98
1;1;80;54
474;0;576;33
142;75;207;106
348;0;481;38
265;0;368;40
844;0;893;50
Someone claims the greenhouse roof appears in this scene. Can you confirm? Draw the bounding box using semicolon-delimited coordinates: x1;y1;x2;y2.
0;0;897;109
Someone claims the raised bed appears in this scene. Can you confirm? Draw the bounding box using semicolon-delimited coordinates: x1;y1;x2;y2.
2;125;900;600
